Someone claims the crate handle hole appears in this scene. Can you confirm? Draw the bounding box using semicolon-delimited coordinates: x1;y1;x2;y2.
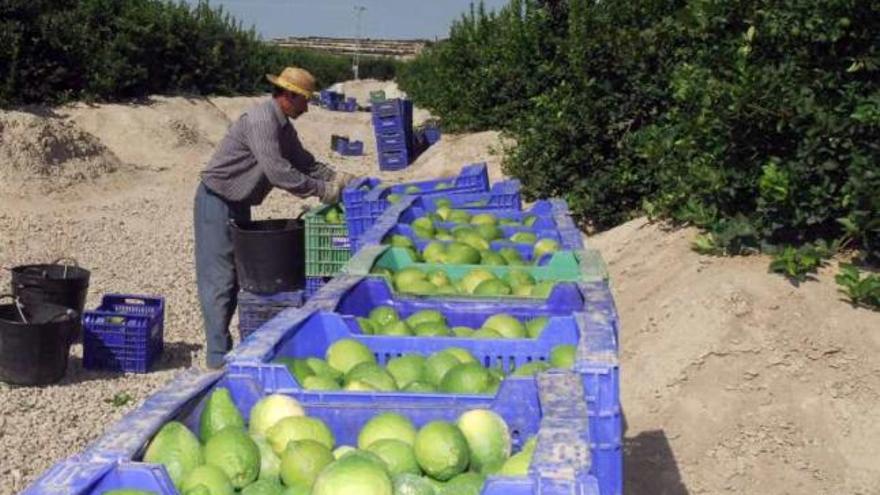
511;429;522;446
123;298;146;305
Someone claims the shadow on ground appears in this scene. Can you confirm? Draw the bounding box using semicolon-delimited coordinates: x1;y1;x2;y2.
48;341;201;385
625;429;689;495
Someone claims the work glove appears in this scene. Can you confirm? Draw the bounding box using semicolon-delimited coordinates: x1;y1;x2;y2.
335;171;358;190
319;180;342;205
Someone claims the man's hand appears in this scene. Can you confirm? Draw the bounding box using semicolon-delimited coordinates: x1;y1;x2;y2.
319;180;342;205
335;171;358;190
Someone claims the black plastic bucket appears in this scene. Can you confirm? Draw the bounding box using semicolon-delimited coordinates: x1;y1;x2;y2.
11;258;90;315
0;295;77;386
10;258;89;341
230;218;305;294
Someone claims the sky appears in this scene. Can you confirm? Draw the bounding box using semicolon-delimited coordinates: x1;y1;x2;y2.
184;0;510;40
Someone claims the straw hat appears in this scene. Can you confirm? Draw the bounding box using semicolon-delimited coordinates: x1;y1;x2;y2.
266;67;317;98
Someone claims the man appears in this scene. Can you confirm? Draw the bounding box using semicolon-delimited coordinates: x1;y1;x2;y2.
194;66;355;369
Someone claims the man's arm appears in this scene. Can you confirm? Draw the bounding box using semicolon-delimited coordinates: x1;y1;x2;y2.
246;114;327;198
284;126;338;182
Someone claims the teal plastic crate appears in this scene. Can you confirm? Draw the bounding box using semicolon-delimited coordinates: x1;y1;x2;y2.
342;245;608;299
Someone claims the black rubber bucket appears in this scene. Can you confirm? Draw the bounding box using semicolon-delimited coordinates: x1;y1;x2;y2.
0;295;77;386
230;218;305;294
10;258;89;341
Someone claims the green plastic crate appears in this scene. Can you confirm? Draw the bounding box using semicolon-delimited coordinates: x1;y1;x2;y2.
369;90;386;103
305;204;351;277
342;245;608;298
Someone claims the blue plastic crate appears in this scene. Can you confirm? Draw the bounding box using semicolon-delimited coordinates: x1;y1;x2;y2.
356;194;547;236
330;133;346;150
373;115;413;132
371;98;413;119
385;162;489;196
310;274;588;317
424;126;441;144
382;179;524;221
342;176;382;218
343;163;490;222
375;128;412;152
374;190;562;229
36;365;602;495
357;197;585;258
341;97;358;112
399;202;557;230
358;198;583;257
223;305;619;495
305;275;620;350
23;458;178;495
399;216;583;252
335;139;364;156
372;223;584;253
365;228;573;265
305;276;331;299
347;245;606;288
315;274;607;317
347;218;375;254
237;289;305;340
226;308;579;367
411;179;524;211
320;89;344;106
378;148;411;171
82;294;164;373
371;100;413;132
345;164;492;251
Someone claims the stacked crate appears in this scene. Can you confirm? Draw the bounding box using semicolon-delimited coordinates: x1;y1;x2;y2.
372;98;414;171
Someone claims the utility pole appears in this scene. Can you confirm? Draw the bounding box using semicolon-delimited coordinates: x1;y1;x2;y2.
353;5;366;80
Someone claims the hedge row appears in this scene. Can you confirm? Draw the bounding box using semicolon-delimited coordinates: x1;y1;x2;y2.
0;0;397;106
397;0;880;264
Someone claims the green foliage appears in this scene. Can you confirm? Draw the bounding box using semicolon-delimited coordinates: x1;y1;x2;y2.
399;0;880;264
769;242;836;282
638;1;880;262
506;0;691;229
397;0;568;132
691;215;760;256
0;0;396;106
105;391;134;408
835;264;880;309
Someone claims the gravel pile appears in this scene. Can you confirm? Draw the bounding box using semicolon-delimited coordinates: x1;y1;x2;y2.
0;111;123;194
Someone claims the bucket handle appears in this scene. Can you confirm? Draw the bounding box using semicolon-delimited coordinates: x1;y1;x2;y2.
0;294;28;324
0;294;75;324
51;257;80;279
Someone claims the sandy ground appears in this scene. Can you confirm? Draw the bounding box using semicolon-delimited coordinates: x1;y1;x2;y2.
590;220;880;495
1;80;878;494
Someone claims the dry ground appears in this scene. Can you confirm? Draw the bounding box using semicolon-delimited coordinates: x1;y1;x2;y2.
0;79;878;494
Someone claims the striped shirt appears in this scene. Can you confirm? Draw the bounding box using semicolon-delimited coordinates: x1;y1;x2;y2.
201;98;336;205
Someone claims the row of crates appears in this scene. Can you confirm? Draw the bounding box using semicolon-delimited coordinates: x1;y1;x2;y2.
23;92;615;491
319;90;358;112
241;173;620;493
26;189;622;495
238;165;498;345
